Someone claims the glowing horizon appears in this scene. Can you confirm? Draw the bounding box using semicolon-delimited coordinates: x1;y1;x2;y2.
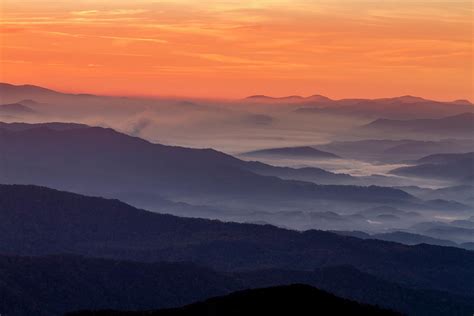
1;0;472;100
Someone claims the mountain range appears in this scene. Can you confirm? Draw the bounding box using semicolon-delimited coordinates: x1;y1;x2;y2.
2;81;474;315
1;185;472;295
293;96;473;119
0;121;421;221
0;185;473;315
1;83;472;121
315;139;474;163
390;152;474;183
361;113;474;137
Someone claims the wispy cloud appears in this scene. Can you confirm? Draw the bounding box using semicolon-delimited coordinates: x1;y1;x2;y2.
36;30;168;44
71;9;149;16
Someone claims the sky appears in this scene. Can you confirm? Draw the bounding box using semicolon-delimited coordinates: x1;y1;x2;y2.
0;0;472;100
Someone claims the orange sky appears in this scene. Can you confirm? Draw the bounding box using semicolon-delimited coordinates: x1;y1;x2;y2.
0;0;473;100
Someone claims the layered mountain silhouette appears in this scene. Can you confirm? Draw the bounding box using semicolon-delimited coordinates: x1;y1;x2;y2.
294;96;473;119
402;185;474;204
361;113;474;137
0;82;98;104
410;220;474;244
416;152;474;165
2;254;465;316
0;121;88;131
68;284;400;316
2;83;472;120
390;152;474;183
241;146;341;159
0;122;416;212
236;161;363;188
0;256;238;316
0;102;36;115
335;230;463;248
243;94;333;104
316;139;474;162
0;185;473;298
1;185;474;315
2;82;473;315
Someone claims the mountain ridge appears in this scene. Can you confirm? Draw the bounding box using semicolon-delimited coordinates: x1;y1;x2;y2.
67;284;400;316
0;184;472;297
0;121;416;211
241;146;341;159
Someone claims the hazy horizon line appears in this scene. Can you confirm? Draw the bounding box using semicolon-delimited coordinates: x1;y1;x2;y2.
1;81;472;104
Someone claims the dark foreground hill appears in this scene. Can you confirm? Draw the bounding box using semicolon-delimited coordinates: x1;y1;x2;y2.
0;255;472;316
0;256;237;316
67;284;400;316
0;185;473;299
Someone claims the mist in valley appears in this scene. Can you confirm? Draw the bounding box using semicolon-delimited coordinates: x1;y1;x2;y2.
1;83;473;248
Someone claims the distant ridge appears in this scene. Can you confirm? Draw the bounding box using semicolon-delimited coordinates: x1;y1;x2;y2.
374;95;428;104
452;99;472;105
243;93;472;106
0;82;102;104
0;82;59;94
1;82;471;107
390;151;474;182
243;94;332;103
0;121;88;131
242;146;341;159
362;112;474;135
0;102;36;114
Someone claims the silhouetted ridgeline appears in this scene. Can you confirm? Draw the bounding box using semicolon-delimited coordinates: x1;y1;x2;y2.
1;254;473;316
0;185;473;307
66;285;400;316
